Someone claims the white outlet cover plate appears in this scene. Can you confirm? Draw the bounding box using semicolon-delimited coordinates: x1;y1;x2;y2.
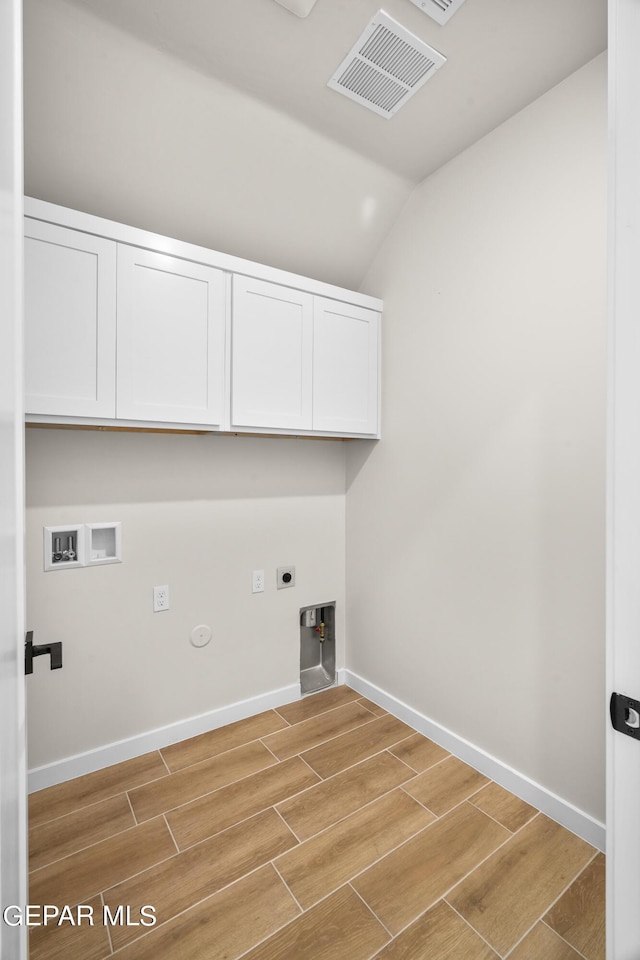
153;585;170;612
252;569;265;593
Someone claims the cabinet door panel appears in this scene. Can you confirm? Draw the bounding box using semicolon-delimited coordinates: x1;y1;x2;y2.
231;276;313;430
313;298;379;436
24;219;116;417
117;247;225;425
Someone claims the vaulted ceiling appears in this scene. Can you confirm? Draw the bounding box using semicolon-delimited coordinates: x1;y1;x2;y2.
62;0;607;182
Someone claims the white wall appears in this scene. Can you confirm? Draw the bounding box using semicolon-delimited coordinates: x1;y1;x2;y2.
22;0;411;291
346;55;607;821
21;0;401;772
26;430;345;768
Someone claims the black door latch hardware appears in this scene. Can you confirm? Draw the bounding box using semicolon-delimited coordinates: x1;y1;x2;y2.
25;631;63;675
610;692;640;741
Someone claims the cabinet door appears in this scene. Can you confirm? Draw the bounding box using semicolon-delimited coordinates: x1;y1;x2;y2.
117;246;226;425
231;276;313;431
313;298;379;436
24;219;116;417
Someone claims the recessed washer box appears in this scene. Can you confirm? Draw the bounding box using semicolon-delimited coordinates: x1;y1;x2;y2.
44;522;122;570
44;524;85;571
86;522;122;566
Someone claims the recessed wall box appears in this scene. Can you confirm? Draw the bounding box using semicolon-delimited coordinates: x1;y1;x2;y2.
86;522;122;566
44;524;85;571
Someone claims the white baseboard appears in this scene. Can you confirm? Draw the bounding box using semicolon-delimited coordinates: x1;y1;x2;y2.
343;670;606;852
28;682;301;794
28;670;606;854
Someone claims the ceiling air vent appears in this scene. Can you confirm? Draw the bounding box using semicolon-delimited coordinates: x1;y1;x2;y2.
407;0;469;26
327;10;446;119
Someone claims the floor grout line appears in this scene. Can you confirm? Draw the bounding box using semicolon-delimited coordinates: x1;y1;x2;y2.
349;882;395;939
464;798;531;835
271;706;293;726
162;813;180;854
259;737;281;761
539;919;592;960
272;805;302;844
99;891;114;956
445;899;502;957
157;749;172;775
271;860;305;914
124;790;138;826
386;746;452;777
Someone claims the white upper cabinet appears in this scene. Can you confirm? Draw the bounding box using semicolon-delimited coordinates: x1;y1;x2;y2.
313;298;379;436
23;199;382;437
116;246;226;425
231;276;314;431
24;218;116;417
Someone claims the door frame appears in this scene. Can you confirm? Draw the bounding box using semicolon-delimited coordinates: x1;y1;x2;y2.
0;0;27;956
607;0;640;956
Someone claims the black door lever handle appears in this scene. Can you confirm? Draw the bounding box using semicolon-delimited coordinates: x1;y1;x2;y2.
25;631;63;675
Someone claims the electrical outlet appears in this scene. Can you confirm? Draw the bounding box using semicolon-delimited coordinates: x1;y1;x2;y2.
252;569;265;593
277;565;295;589
153;585;170;612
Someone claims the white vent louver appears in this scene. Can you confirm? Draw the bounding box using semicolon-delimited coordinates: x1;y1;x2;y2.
327;10;446;119
407;0;469;26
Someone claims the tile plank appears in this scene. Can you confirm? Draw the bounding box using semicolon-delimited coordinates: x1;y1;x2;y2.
275;686;362;725
446;815;596;956
468;782;538;832
509;922;585;960
28;897;110;960
403;756;490;816
29;794;135;871
29;817;175;911
372;900;499;960
303;714;415;779
106;808;297;950
263;701;375;761
388;733;450;773
129;740;276;822
277;751;415;841
545;853;605;960
241;885;389;960
353;802;510;934
29;752;168;828
276;789;435;909
160;710;288;773
108;864;299;960
167;755;319;850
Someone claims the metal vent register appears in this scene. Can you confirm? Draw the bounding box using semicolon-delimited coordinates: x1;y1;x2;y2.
327;10;446;118
407;0;469;27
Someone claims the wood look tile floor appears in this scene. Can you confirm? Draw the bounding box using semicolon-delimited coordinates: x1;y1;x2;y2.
28;687;605;960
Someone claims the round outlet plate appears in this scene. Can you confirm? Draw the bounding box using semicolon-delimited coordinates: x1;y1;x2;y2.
190;624;212;648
